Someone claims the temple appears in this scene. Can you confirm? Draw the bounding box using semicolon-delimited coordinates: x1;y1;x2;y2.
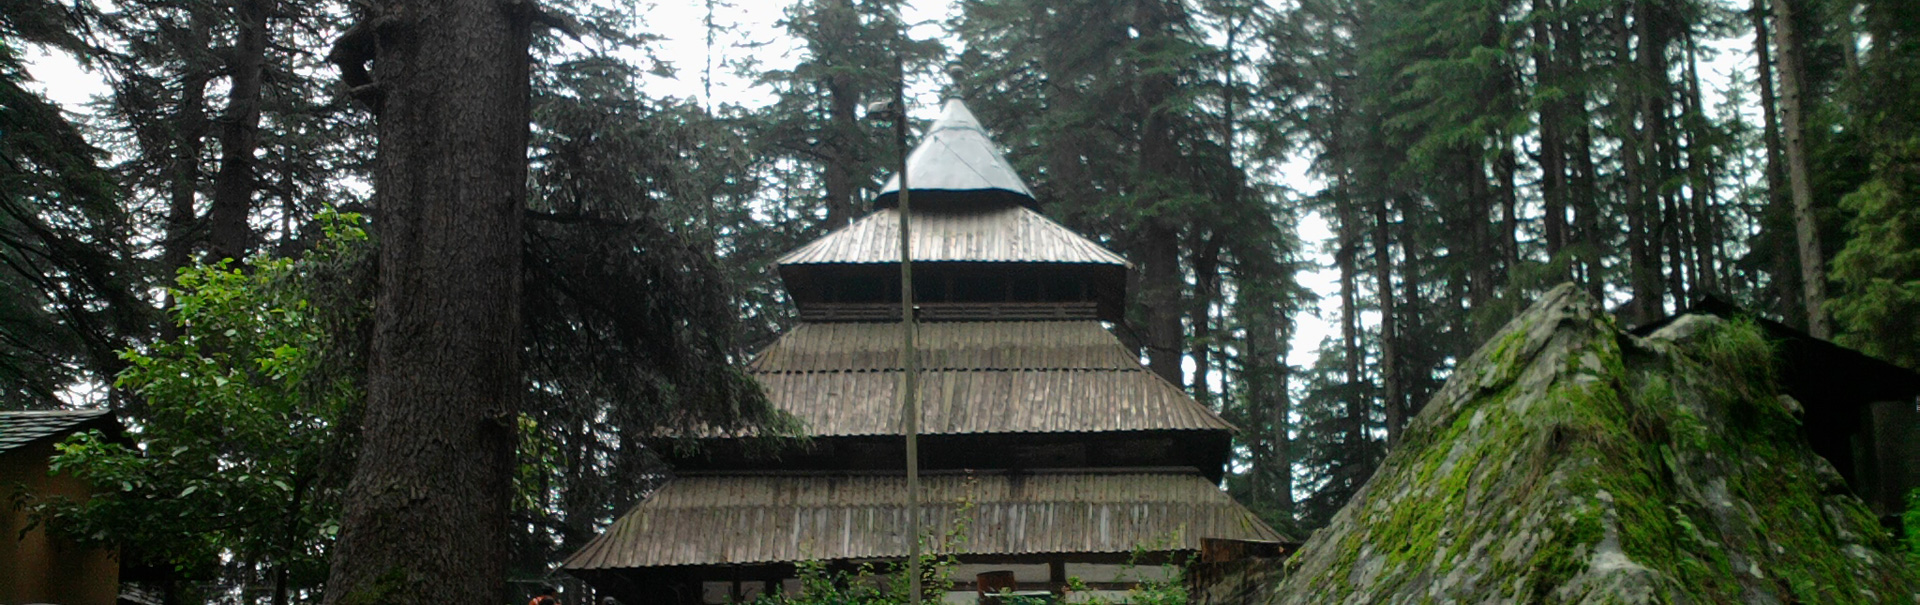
562;100;1286;604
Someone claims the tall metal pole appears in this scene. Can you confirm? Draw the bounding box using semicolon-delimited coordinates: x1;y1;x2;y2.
892;53;922;604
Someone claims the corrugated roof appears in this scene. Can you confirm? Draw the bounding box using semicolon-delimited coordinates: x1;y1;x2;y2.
738;321;1233;436
748;321;1139;372
562;471;1287;570
874;99;1035;207
0;409;112;454
776;204;1129;267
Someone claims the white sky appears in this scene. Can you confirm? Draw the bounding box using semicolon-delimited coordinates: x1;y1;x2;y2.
20;0;1762;385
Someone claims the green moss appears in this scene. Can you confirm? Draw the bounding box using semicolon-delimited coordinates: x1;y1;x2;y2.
1279;310;1917;603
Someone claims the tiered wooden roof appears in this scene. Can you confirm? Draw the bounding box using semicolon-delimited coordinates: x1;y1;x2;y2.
563;99;1283;591
563;471;1284;570
776;204;1129;267
743;321;1231;437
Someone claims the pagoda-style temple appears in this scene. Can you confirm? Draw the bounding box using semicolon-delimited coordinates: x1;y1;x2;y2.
562;100;1286;604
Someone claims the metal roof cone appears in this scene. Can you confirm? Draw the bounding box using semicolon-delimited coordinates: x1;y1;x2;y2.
874;99;1037;209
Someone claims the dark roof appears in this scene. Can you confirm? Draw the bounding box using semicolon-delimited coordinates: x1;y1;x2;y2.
0;409;114;454
561;470;1288;570
775;204;1129;267
1631;295;1920;404
732;321;1233;437
874;99;1036;209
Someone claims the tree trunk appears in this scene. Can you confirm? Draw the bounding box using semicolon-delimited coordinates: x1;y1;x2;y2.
1465;154;1493;314
1497;144;1519;285
1771;0;1831;338
1750;1;1803;325
823;74;859;229
1135;0;1185;387
161;10;214;285
821;0;860;229
1372;194;1403;445
1623;0;1665;323
1335;176;1366;450
1189;234;1220;404
1141;223;1183;385
207;0;274;263
1532;1;1568;262
322;0;531;601
1682;30;1718;294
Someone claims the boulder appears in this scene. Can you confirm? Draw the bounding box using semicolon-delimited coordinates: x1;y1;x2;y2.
1266;284;1915;604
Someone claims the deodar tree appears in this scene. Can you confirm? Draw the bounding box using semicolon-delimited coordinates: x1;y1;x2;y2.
322;0;533;601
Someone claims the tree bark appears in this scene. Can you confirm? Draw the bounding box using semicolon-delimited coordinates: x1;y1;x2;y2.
820;0;859;229
1771;0;1831;338
323;0;531;601
1532;0;1568;262
1335;176;1366;450
207;0;274;263
1497;144;1519;286
1683;30;1718;294
1623;0;1667;323
161;10;214;284
1372;194;1403;445
1751;1;1804;327
1189;234;1220;404
1135;0;1185;386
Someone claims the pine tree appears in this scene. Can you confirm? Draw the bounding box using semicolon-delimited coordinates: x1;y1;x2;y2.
322;0;534;599
0;0;148;407
1830;0;1920;369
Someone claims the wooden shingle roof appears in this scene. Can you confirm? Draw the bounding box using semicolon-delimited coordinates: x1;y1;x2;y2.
740;321;1232;437
747;321;1138;372
0;409;112;454
775;204;1129;267
561;470;1286;570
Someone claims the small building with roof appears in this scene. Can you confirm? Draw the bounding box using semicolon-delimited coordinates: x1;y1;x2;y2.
562;100;1286;603
1;409;123;605
1632;296;1920;522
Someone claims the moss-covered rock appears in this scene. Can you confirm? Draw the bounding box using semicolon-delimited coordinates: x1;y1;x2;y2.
1266;284;1916;604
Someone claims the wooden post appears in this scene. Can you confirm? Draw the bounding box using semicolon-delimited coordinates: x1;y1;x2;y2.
1049;559;1067;595
977;571;1017;599
892;52;922;605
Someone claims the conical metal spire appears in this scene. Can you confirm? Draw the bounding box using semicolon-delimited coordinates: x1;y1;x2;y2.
874;99;1037;209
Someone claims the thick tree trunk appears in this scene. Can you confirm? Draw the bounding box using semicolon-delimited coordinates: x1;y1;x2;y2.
1135;0;1185;387
821;0;860;229
207;0;274;263
1623;0;1666;323
823;75;859;229
1140;223;1183;385
322;0;531;601
1771;0;1831;338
